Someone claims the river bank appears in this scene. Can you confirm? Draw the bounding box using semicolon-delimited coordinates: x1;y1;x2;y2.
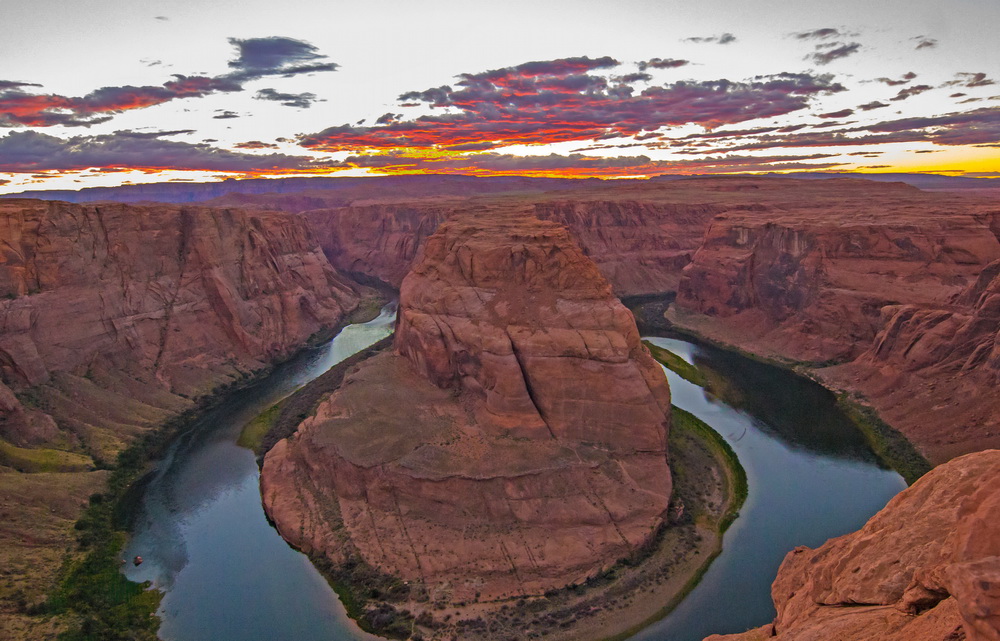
629;296;931;485
256;339;747;641
7;291;388;641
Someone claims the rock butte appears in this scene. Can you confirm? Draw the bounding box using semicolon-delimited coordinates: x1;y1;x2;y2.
705;449;1000;641
262;212;673;602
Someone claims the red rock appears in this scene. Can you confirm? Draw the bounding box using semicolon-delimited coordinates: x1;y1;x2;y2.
262;212;672;601
704;449;1000;641
0;199;359;452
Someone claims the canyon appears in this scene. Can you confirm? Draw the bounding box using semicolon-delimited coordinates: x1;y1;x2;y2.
0;174;998;640
261;212;683;637
0;198;363;638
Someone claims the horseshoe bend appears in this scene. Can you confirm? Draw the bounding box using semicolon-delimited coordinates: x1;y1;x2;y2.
260;212;702;637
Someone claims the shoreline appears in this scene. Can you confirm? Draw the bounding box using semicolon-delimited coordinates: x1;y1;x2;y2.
628;296;931;485
18;290;388;641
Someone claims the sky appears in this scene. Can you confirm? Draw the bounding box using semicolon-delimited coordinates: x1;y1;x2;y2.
1;0;998;193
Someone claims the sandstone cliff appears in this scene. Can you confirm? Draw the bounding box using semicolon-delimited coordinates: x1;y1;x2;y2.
704;449;1000;641
0;198;360;458
262;212;673;604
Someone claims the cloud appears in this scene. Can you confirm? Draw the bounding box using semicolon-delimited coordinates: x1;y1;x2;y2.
914;37;937;50
0;80;42;91
213;110;240;119
806;42;861;65
684;33;736;44
945;72;995;88
819;108;854;118
254;88;320;108
875;71;916;86
301;58;844;152
638;58;690;71
226;36;339;78
0;36;338;127
857;100;889;111
0;129;345;174
890;84;933;101
233;140;280;149
112;129;196;138
794;28;841;40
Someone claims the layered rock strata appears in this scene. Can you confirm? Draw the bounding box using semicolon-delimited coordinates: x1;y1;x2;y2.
705;449;1000;641
262;213;672;602
0;198;360;457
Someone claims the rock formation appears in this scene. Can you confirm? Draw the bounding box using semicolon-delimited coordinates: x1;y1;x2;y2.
704;449;1000;641
262;212;672;602
0;198;360;456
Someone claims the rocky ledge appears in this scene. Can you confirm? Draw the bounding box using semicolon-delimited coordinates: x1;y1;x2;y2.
705;449;1000;641
261;212;673;622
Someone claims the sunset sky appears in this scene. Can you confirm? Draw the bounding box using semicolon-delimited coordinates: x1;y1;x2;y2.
2;0;998;193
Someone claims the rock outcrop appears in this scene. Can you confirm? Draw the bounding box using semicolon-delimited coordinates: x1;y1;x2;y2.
0;199;360;456
704;449;1000;641
262;212;672;602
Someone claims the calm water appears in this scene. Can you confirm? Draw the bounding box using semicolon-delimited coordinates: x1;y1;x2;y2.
122;311;905;641
123;305;396;641
634;336;906;641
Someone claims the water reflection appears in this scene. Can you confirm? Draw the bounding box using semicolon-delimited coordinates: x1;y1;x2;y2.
634;337;906;641
122;305;395;641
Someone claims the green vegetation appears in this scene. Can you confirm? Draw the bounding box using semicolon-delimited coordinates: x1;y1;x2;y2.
0;439;93;473
643;340;707;387
836;395;932;485
670;406;748;531
237;401;284;451
308;551;417;639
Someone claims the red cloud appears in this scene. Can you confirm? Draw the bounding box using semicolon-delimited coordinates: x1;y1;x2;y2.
301;60;844;152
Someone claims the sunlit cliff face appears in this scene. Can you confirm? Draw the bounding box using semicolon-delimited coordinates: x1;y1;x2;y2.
1;0;997;193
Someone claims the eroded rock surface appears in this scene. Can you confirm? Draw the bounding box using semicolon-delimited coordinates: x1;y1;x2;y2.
262;212;672;602
704;449;1000;641
0;199;360;456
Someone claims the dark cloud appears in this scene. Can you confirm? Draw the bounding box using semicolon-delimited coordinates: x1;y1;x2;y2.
226;36;339;77
692;107;1000;151
0;36;337;127
154;15;168;21
890;84;933;101
0;80;42;91
819;108;854;118
794;28;840;40
945;72;995;88
0;129;344;174
212;110;240;119
875;71;917;86
914;37;938;50
301;58;844;152
684;33;736;44
638;58;690;71
112;129;196;138
857;100;889;111
806;42;861;65
233;140;280;149
254;88;320;108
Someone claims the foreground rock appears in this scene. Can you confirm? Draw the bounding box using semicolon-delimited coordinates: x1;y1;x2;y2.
705;449;1000;641
262;213;672;612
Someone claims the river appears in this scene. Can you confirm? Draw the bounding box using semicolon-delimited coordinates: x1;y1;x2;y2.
122;310;906;641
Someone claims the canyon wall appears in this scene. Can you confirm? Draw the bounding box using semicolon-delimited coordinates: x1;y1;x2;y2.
705;449;1000;641
0;198;360;459
262;213;673;603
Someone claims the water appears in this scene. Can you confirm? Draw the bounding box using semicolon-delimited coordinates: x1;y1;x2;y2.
122;304;396;641
633;337;906;640
122;311;906;641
